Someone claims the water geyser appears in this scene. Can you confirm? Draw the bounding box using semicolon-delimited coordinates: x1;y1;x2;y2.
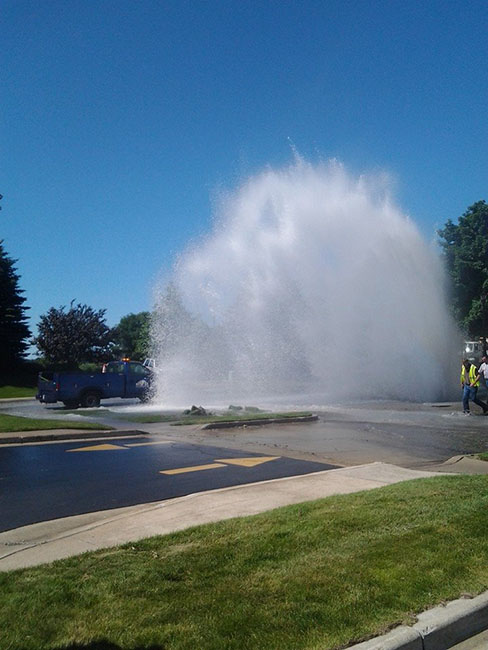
152;158;459;407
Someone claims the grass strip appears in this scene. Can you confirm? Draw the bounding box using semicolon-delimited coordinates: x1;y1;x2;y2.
1;475;488;650
48;409;180;422
171;411;314;426
47;409;314;425
52;408;128;418
0;413;113;433
0;385;36;398
83;410;313;424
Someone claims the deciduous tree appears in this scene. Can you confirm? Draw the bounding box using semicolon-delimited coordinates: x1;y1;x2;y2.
33;302;113;367
438;200;488;337
112;312;150;360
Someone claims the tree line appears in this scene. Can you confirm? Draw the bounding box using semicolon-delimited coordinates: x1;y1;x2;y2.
0;267;152;376
33;302;151;368
1;238;155;378
2;199;488;378
437;200;488;337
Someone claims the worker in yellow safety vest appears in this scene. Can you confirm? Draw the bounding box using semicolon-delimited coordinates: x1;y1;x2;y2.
460;359;488;415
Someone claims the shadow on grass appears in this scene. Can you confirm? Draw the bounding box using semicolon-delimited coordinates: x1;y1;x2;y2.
54;642;165;650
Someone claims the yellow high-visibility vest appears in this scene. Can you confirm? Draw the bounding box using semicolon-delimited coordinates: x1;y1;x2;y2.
460;364;479;387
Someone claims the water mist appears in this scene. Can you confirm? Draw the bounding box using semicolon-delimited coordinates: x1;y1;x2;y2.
151;158;460;407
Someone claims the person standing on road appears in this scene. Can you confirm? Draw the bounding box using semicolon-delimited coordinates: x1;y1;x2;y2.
476;354;488;391
460;358;488;415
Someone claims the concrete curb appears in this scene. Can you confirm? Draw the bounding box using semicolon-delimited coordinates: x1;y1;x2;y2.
348;626;421;650
0;429;147;445
202;414;319;429
443;455;465;466
348;591;488;649
0;396;36;402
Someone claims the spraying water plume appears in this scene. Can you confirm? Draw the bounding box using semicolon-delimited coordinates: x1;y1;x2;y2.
151;158;459;406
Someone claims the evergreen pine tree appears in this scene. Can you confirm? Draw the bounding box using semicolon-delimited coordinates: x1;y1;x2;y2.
0;240;31;372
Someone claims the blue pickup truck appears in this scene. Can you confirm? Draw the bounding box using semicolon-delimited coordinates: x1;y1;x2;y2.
36;360;154;408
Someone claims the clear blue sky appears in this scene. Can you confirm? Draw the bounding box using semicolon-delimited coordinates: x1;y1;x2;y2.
2;0;487;338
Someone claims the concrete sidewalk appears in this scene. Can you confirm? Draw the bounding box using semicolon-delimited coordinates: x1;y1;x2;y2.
0;461;446;571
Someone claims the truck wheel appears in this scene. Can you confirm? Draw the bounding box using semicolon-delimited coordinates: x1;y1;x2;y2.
82;392;101;408
63;400;79;409
139;384;156;403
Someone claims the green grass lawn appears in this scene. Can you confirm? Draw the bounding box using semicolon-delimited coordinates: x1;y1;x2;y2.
56;408;181;423
0;385;36;399
0;413;113;433
1;475;488;650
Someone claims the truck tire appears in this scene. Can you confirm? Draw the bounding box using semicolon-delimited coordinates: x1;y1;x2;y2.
81;391;101;408
63;400;80;409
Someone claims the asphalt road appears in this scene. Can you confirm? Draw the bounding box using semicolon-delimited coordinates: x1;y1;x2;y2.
0;436;336;532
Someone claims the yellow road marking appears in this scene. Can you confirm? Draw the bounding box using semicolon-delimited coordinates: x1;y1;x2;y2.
215;457;279;467
160;463;226;475
160;457;280;474
66;443;129;452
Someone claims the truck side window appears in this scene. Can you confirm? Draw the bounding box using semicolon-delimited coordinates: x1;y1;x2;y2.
129;363;147;376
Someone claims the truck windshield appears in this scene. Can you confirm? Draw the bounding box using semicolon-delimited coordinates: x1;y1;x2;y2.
128;363;148;376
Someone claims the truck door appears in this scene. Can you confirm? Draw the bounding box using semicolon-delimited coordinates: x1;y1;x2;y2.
102;361;126;397
126;362;151;398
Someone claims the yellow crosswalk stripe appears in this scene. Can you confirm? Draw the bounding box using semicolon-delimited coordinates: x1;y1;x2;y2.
66;443;129;452
215;457;279;467
160;463;226;475
159;457;280;474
